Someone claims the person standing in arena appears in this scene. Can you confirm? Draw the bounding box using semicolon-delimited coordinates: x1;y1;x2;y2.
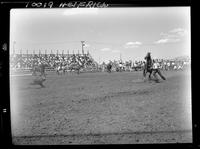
152;59;166;83
107;60;112;73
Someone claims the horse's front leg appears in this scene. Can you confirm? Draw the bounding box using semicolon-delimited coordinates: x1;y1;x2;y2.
148;71;152;81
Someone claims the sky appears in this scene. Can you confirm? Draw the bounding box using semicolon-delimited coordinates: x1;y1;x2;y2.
10;7;191;63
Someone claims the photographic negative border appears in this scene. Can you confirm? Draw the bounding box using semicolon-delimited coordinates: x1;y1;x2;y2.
0;0;197;148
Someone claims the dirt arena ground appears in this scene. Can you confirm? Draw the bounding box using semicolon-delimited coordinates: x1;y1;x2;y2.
10;69;192;144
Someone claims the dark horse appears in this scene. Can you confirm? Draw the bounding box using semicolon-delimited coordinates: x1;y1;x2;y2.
143;62;153;81
143;52;153;81
143;52;166;82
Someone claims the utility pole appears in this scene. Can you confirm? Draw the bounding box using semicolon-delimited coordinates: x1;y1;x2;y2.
26;49;28;58
20;49;22;57
81;41;85;55
62;50;64;57
45;50;47;58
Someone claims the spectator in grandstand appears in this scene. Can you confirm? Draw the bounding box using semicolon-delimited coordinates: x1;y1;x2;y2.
119;61;123;72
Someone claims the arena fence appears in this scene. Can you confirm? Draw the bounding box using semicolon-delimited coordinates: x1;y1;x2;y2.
10;67;55;73
10;67;100;73
10;64;190;74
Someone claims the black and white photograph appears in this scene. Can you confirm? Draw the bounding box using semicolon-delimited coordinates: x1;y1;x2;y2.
9;7;192;144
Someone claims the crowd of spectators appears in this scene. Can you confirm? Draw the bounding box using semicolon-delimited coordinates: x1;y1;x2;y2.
10;52;190;72
99;57;191;72
10;52;97;70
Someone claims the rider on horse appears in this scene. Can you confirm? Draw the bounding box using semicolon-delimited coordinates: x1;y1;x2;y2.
31;61;47;87
40;62;46;77
143;52;153;80
143;52;166;82
107;60;112;73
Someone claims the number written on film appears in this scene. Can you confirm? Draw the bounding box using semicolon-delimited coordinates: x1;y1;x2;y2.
26;1;54;8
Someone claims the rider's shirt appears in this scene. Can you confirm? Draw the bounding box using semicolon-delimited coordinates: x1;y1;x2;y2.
153;62;159;69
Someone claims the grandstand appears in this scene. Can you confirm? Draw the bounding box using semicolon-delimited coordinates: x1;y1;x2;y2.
10;50;99;73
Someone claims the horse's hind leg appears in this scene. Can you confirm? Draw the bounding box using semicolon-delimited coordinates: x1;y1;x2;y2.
39;82;45;88
143;69;147;80
143;69;146;77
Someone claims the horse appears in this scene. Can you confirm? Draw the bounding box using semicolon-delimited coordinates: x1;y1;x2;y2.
143;62;153;81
